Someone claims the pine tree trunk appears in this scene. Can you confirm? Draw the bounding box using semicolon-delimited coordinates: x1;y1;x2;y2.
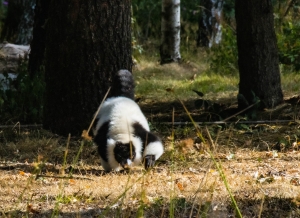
235;0;283;109
160;0;181;64
28;0;50;77
43;0;132;135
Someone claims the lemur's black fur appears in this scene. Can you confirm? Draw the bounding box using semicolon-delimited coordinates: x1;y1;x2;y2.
93;70;164;172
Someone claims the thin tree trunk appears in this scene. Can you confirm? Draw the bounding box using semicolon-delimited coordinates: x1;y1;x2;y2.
1;0;24;42
15;0;35;44
197;0;223;47
44;0;132;135
235;0;283;109
160;0;181;64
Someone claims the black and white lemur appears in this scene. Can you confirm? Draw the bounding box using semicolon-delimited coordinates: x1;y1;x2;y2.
93;69;164;171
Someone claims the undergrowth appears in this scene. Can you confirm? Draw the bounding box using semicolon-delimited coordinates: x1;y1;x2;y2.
0;59;44;124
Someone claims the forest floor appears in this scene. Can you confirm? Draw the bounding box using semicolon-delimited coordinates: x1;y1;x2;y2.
0;94;300;217
1;58;300;217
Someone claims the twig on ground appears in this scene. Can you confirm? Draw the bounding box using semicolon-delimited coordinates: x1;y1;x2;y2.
35;174;93;181
81;87;111;140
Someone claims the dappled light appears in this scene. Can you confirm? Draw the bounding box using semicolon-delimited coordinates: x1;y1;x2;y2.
0;0;300;217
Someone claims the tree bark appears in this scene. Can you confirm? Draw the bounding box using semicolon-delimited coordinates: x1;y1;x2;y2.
160;0;181;64
28;0;50;78
15;0;35;44
1;0;23;42
43;0;132;135
197;0;223;47
1;0;35;44
235;0;283;109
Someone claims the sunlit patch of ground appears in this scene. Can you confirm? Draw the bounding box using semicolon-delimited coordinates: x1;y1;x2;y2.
1;122;300;217
1;55;300;217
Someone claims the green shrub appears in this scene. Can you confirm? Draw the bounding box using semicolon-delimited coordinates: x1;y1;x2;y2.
0;60;44;124
277;21;300;72
208;26;238;75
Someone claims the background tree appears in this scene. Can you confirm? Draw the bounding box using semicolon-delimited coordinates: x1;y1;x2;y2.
235;0;283;109
160;0;181;64
43;0;132;135
28;0;49;78
1;0;22;42
197;0;223;47
15;0;35;44
1;0;35;44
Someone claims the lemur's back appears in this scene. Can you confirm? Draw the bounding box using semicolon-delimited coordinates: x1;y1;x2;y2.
93;69;164;171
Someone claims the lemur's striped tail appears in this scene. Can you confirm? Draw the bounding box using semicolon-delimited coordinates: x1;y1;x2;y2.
109;69;135;100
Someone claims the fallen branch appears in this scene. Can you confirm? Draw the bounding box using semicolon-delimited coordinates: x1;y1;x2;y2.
0;124;42;129
35;174;93;181
158;120;298;125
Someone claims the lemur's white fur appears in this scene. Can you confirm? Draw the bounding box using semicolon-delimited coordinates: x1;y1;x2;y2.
143;141;164;161
94;97;163;171
94;97;150;136
93;70;164;172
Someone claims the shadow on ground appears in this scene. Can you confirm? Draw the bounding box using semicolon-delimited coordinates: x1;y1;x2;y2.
5;196;300;218
139;95;300;123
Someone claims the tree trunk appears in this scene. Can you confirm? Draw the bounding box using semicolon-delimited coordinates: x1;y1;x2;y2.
43;0;132;135
1;0;35;44
160;0;181;64
235;0;283;109
1;0;23;42
28;0;50;78
15;0;35;44
197;0;223;47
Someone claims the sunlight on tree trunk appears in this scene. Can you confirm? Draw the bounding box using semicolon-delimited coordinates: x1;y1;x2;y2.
43;0;132;135
235;0;283;109
197;0;223;47
160;0;181;64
